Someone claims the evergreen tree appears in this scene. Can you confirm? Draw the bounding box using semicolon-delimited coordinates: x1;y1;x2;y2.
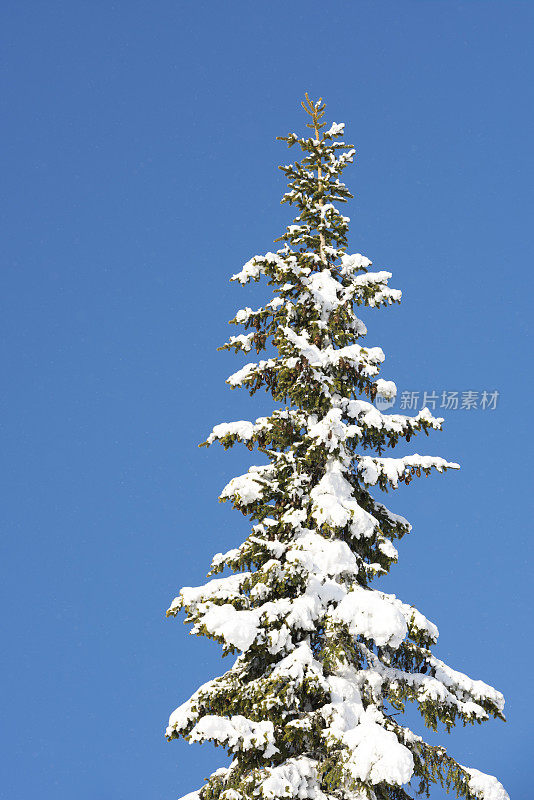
166;96;508;800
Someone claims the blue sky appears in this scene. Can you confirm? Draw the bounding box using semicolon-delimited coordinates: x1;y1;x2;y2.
1;2;532;798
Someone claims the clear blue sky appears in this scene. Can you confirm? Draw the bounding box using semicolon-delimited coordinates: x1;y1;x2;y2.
1;3;532;798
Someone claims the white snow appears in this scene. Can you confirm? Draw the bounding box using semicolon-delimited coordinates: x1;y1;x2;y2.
199;603;261;651
351;270;392;286
332;586;408;647
286;531;359;578
208;420;256;443
220;465;275;504
167;699;197;737
207;410;306;447
307;408;360;451
326;122;345;136
378;591;439;642
343;717;414;785
177;790;201;800
189;714;278;757
464;767;510;800
231;252;288;284
176;573;249;612
284;327;385;376
358;454;460;487
226;358;280;388
301;270;341;314
375;378;397;400
310;459;377;538
339;253;372;275
221;791;242;800
260;757;328;800
322;670;413;785
378;538;399;560
430;657;505;711
355;642;489;720
269;642;328;688
232;257;264;284
340;397;443;437
227;333;255;352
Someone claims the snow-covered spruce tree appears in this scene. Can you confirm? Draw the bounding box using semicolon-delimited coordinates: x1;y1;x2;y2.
166;96;508;800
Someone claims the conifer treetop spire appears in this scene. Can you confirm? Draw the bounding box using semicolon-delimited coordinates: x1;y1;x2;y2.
305;94;327;265
301;93;327;135
166;98;509;800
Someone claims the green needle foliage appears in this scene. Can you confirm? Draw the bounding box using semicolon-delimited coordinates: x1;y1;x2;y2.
166;97;508;800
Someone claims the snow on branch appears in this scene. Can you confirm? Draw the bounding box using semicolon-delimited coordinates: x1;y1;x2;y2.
358;454;460;488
